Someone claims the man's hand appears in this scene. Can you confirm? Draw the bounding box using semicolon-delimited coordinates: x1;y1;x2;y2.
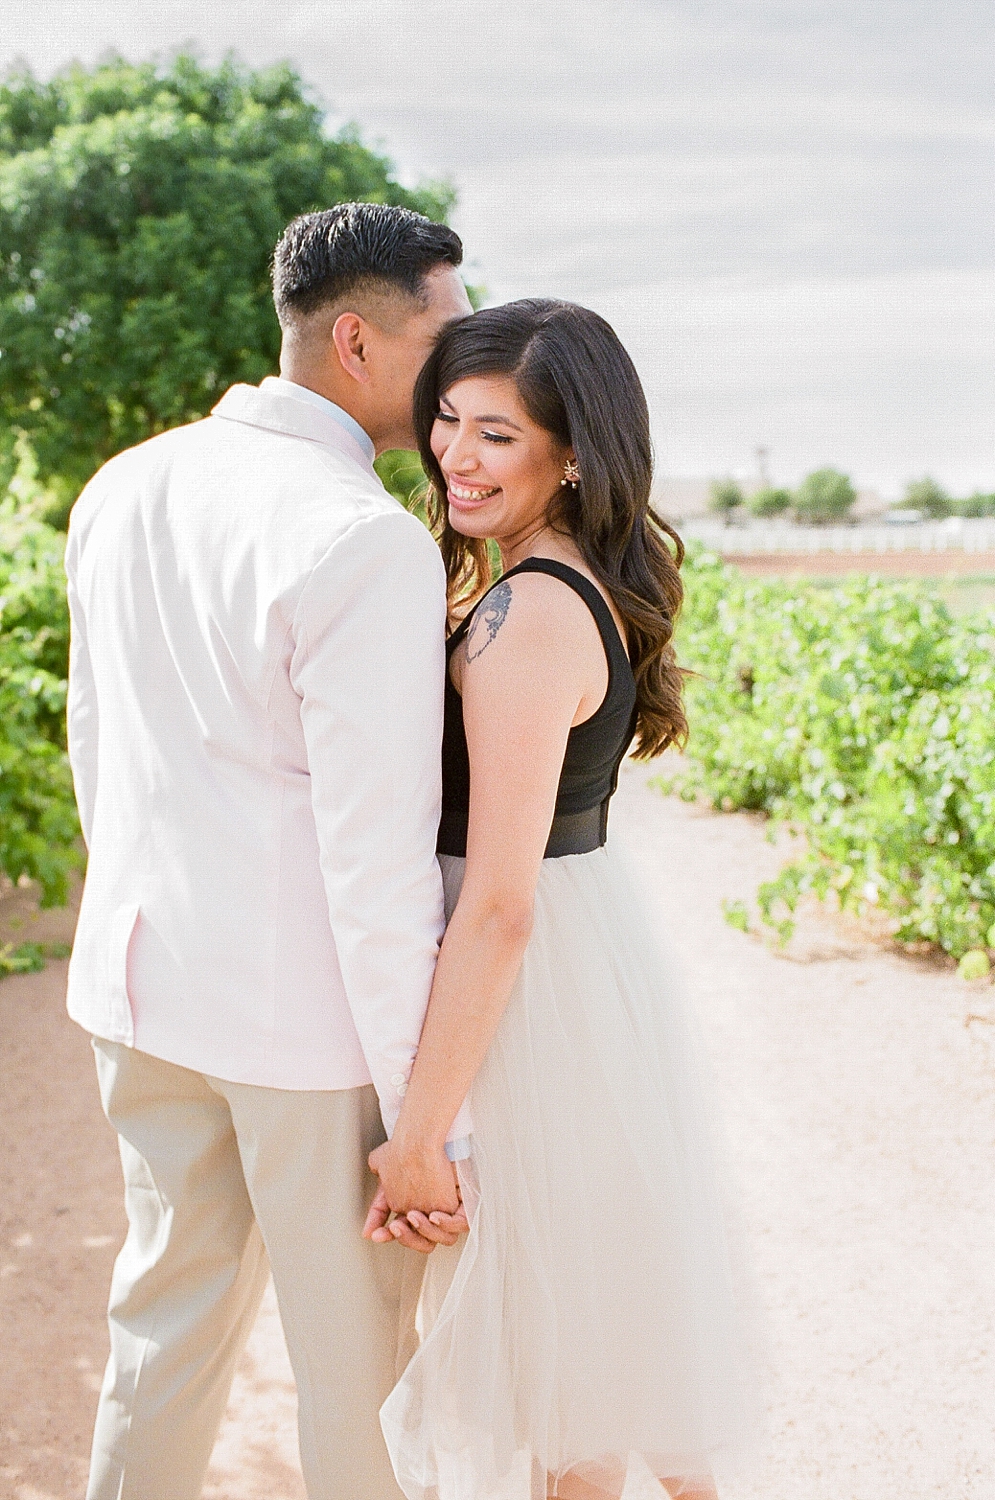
368;1135;460;1217
362;1137;470;1254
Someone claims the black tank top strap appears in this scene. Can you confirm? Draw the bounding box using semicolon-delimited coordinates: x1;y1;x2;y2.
498;557;629;674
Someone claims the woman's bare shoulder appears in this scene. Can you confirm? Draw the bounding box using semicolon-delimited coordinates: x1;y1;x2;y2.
461;569;602;670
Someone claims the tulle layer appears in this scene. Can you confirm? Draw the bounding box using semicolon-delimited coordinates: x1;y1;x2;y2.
382;845;754;1500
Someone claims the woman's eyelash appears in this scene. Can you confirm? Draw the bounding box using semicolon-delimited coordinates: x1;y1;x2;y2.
434;412;513;445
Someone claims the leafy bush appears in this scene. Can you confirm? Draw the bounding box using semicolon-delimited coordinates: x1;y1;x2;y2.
958;950;990;981
708;478;744;519
899;476;951;519
793;467;856;524
0;941;46;976
662;547;995;958
747;485;793;518
0;441;80;904
954;492;995;519
375;449;429;520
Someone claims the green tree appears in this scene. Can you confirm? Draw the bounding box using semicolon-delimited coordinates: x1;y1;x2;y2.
0;439;81;903
955;491;995;518
899;476;951;519
708;477;744;520
0;53;455;514
793;467;856;525
747;485;793;518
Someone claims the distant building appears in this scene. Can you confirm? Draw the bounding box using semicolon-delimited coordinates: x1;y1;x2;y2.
653;478;714;521
851;488;889;520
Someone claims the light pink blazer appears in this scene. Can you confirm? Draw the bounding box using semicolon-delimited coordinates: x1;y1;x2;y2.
65;379;470;1142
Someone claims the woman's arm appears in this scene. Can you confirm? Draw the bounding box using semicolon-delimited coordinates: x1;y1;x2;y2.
366;573;603;1228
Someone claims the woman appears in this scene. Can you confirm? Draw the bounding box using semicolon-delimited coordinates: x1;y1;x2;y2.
367;301;751;1500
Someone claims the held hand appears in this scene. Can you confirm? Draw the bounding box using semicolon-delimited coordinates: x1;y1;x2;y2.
362;1185;469;1253
362;1184;440;1253
367;1136;461;1216
364;1137;466;1254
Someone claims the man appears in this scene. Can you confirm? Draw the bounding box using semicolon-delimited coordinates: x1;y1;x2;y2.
65;202;474;1500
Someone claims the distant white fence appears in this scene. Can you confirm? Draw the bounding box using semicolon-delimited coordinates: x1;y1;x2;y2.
679;518;995;555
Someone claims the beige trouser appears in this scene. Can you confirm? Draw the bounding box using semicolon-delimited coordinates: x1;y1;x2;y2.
88;1040;421;1500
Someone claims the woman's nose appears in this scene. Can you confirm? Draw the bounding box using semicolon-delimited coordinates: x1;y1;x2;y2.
442;430;480;474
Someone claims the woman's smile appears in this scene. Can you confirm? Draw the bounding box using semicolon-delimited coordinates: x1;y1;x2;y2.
447;480;502;510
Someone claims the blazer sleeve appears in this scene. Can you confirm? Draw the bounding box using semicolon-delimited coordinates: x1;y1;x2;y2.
64;523;99;851
291;509;473;1143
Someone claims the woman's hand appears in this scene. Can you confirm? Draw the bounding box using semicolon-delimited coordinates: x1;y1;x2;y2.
363;1138;468;1254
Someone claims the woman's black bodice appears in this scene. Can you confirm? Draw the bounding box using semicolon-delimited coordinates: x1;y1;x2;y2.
437;557;638;859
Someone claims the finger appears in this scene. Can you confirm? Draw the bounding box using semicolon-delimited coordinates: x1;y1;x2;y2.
388;1217;436;1255
405;1210;459;1246
428;1206;470;1235
361;1187;391;1240
362;1204;391;1239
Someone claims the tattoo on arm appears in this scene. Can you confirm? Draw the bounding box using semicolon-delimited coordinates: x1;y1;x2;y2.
465;581;513;662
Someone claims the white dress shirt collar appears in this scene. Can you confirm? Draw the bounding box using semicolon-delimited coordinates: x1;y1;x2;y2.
263;377;375;464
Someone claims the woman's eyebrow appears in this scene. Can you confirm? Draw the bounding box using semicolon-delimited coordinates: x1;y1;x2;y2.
437;395;524;432
475;413;524;431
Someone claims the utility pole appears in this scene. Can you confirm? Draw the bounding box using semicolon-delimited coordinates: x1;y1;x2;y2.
755;446;770;488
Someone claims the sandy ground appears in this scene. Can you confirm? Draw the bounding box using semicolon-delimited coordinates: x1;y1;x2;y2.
2;765;993;1499
615;767;995;1500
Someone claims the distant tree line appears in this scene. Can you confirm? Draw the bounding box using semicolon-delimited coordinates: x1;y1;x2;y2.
709;468;857;525
892;476;995;521
709;469;995;525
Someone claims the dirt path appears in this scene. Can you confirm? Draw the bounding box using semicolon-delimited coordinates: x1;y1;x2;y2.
726;550;995;577
2;767;993;1498
614;766;995;1499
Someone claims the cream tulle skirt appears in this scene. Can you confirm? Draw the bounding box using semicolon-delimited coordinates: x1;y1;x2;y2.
381;844;754;1500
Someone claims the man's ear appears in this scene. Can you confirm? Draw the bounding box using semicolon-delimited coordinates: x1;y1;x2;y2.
331;311;372;385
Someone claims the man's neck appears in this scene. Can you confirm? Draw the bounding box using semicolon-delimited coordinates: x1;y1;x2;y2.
275;374;376;459
278;367;360;420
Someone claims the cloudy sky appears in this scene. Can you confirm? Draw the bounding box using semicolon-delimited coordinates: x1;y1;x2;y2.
5;1;994;495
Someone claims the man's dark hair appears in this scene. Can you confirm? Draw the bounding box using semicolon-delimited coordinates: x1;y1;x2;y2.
272;202;463;324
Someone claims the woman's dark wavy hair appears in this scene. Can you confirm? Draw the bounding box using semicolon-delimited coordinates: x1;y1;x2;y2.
413;298;688;758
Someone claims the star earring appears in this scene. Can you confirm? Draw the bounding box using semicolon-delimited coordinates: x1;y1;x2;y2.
561;459;580;489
